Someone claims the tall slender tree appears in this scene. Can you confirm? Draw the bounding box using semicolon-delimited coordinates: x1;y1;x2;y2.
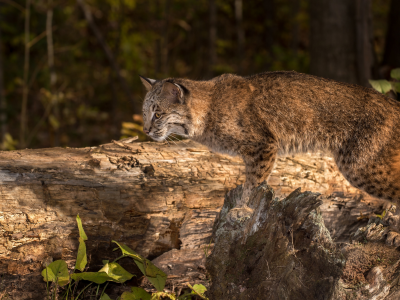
235;0;244;74
208;0;217;78
0;6;7;142
263;0;275;71
46;0;59;146
20;0;31;148
310;0;374;86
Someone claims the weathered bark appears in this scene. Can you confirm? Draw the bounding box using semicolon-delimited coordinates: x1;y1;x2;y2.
0;140;392;298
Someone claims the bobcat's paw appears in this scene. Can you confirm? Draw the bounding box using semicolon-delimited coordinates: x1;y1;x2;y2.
227;206;254;223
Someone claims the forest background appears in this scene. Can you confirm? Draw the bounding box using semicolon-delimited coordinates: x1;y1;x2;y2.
0;0;399;151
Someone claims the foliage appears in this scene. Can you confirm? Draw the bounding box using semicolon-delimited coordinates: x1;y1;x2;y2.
369;68;400;95
41;215;208;300
0;0;395;150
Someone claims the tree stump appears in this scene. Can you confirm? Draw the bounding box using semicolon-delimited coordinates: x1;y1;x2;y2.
206;183;400;300
206;183;345;300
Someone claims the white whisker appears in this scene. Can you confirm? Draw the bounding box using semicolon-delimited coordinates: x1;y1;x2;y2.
167;136;178;146
171;134;189;145
163;137;171;146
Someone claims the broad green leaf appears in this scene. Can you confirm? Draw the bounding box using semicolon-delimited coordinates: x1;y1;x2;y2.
120;287;151;300
112;241;167;291
102;260;109;265
71;272;114;284
41;260;70;286
391;68;400;80
98;262;134;283
76;214;88;241
187;284;208;299
369;80;392;94
75;237;87;271
191;284;207;296
112;241;142;260
100;293;113;300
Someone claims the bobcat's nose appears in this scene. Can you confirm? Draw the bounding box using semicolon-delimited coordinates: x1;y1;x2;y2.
144;129;150;134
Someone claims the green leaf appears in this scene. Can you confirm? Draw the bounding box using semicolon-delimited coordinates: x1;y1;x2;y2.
41;260;70;286
187;284;208;299
76;214;88;241
369;80;392;94
100;293;113;300
112;241;167;291
102;260;109;265
191;284;207;296
391;68;400;80
75;237;87;271
98;262;134;283
71;272;114;284
120;287;151;300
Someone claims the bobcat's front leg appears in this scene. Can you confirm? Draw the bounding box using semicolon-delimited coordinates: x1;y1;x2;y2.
228;146;277;221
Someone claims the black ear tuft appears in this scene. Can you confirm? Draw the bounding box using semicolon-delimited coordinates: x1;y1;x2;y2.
139;76;156;92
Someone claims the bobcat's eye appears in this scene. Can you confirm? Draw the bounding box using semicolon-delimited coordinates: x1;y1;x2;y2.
155;113;161;119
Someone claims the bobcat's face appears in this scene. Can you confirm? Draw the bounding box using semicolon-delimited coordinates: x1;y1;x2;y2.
140;77;191;142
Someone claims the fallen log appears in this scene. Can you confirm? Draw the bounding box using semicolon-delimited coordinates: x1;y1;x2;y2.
0;140;392;299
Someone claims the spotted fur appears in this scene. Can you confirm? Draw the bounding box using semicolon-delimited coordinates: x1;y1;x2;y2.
141;71;400;207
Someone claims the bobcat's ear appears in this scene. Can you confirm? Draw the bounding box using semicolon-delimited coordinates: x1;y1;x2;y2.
139;76;156;92
160;82;184;105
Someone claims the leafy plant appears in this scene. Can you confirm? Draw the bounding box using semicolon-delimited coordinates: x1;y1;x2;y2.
369;68;400;95
42;215;209;300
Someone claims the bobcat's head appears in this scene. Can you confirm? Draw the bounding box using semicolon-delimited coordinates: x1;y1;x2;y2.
140;76;192;142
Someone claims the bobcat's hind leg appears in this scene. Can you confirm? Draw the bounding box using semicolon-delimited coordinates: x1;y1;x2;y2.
227;147;277;222
337;146;400;245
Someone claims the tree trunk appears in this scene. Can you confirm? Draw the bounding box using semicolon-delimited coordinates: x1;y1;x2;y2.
20;0;31;148
310;0;374;86
382;0;400;69
263;0;275;71
0;140;392;299
0;11;7;142
46;3;60;147
235;0;244;74
208;0;217;78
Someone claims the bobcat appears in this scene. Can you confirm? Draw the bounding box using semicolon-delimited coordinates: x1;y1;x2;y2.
140;71;400;220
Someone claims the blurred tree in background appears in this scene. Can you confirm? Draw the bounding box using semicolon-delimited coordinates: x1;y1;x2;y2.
0;0;396;150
